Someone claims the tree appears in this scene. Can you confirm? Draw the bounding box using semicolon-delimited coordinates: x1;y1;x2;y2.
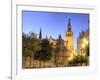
42;38;53;60
22;33;29;57
34;38;54;67
22;31;42;56
22;32;42;67
68;55;87;66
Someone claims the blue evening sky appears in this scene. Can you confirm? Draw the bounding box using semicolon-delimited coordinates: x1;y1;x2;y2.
22;11;89;49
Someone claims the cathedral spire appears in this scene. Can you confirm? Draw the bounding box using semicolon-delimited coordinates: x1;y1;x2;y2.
39;28;42;39
58;34;62;40
67;18;72;32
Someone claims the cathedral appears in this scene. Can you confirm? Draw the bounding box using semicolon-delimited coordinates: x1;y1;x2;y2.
48;18;74;66
22;18;89;68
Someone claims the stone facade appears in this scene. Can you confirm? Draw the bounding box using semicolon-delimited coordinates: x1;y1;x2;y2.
65;19;74;59
77;28;89;56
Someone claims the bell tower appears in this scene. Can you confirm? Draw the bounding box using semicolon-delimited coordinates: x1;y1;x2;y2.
65;19;74;59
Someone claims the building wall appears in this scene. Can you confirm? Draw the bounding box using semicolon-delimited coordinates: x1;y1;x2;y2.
65;31;74;58
65;32;74;51
77;30;89;55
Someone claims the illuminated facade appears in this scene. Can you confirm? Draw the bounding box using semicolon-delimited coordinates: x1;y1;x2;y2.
65;19;74;60
77;28;89;56
48;19;74;65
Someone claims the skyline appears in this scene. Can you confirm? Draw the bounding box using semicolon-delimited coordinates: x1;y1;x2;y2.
22;11;89;49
